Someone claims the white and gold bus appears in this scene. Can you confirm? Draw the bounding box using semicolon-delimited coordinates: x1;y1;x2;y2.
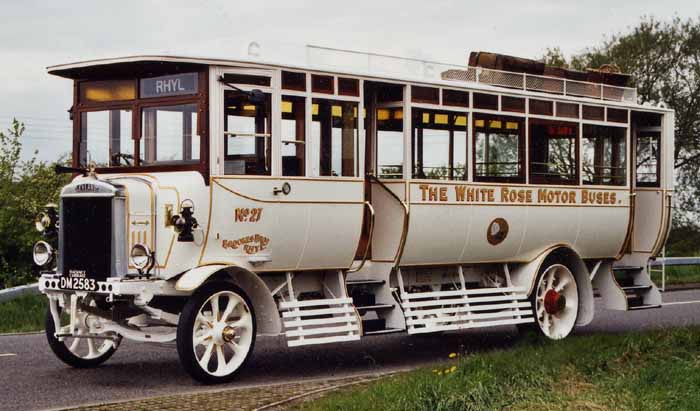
35;46;673;383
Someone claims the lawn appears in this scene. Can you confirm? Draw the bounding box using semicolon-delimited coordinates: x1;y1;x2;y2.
298;327;700;411
0;293;47;334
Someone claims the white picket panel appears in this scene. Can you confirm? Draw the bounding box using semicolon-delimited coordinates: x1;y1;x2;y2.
280;297;361;347
400;286;534;335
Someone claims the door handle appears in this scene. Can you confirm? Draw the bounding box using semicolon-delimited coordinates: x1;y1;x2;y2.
273;182;291;196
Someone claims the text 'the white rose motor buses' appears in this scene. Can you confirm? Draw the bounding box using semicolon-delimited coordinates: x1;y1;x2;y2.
34;46;674;383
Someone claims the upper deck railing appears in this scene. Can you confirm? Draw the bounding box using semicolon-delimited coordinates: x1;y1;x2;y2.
306;45;637;104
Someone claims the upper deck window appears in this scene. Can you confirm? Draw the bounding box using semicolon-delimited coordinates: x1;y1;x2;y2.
530;120;579;185
282;71;306;91
79;80;136;103
473;115;524;182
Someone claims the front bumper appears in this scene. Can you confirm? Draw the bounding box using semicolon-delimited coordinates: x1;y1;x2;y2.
38;273;188;298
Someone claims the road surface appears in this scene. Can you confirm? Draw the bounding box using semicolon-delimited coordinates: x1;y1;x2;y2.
1;290;699;411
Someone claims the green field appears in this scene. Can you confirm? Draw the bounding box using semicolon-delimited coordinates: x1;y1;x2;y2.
651;265;700;286
299;327;700;411
0;293;47;334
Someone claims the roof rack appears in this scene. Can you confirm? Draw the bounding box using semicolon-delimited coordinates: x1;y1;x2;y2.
305;45;637;103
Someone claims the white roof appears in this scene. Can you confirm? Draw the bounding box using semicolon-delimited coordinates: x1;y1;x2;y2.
47;46;672;113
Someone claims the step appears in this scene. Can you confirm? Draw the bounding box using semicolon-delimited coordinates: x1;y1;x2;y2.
621;285;652;293
356;303;394;312
628;304;662;311
346;279;386;286
613;265;644;272
363;328;403;336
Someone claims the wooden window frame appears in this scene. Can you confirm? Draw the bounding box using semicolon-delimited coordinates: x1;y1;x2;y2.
72;69;209;180
528;118;580;186
472;114;526;184
411;109;468;181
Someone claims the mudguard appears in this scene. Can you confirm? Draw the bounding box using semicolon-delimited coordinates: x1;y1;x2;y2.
175;264;281;335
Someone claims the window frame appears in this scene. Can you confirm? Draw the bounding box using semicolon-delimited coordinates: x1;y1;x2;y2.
635;131;661;188
581;124;627;186
528;119;580;186
471;114;525;184
72;69;209;177
410;108;468;181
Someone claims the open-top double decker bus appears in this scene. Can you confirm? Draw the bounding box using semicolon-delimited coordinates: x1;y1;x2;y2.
35;46;673;383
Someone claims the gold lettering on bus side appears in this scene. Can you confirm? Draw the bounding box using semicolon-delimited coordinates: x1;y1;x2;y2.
439;187;448;202
235;208;263;223
222;234;270;254
428;187;438;201
419;184;430;201
455;185;466;201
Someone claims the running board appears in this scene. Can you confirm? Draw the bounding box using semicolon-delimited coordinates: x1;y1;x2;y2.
399;286;534;335
280;297;361;347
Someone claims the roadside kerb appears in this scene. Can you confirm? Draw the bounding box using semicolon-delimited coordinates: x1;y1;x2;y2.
59;372;398;411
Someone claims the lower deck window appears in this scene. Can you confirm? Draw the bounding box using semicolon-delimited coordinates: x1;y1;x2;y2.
411;109;467;180
376;108;403;179
311;99;359;177
582;125;626;186
281;96;305;176
80;109;133;167
140;104;199;165
530;121;578;184
224;90;272;175
473;116;523;182
636;132;660;186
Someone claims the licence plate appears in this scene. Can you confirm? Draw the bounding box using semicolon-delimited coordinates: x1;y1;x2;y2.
59;276;98;291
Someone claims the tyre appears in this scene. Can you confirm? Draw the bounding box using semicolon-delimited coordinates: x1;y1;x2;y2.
45;301;121;368
518;263;579;340
176;282;256;384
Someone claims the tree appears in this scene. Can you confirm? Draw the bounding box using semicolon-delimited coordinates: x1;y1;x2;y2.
0;119;70;288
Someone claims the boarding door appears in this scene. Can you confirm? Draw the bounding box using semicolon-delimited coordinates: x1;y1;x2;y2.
201;67;365;271
630;112;671;256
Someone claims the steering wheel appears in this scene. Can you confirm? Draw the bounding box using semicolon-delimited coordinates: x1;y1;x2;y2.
111;153;134;166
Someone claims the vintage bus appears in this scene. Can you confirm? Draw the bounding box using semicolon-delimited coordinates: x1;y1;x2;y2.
34;46;674;383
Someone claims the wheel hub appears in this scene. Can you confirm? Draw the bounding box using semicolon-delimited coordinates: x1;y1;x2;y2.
222;326;236;343
544;289;566;314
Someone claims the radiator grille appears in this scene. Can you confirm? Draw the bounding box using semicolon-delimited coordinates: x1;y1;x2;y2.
60;197;112;280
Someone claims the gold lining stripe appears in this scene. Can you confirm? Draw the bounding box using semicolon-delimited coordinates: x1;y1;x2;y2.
211;178;364;204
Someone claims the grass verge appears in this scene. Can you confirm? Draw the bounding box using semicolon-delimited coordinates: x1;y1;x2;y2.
651;265;700;286
0;293;47;334
298;327;700;411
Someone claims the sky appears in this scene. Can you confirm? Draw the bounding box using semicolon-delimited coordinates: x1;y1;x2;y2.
1;0;699;163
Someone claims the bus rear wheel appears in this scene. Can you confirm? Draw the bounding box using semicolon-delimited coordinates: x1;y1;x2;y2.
176;282;256;384
519;263;579;340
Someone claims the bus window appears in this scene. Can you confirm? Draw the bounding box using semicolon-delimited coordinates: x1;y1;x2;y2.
636;132;660;186
80;109;133;167
530;121;578;185
311;99;358;177
223;90;272;175
412;109;467;180
281;96;305;176
140;104;199;165
582;125;626;186
473;115;523;182
376;107;403;179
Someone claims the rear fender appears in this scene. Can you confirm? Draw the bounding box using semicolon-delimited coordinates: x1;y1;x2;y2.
175;264;281;336
510;246;595;326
